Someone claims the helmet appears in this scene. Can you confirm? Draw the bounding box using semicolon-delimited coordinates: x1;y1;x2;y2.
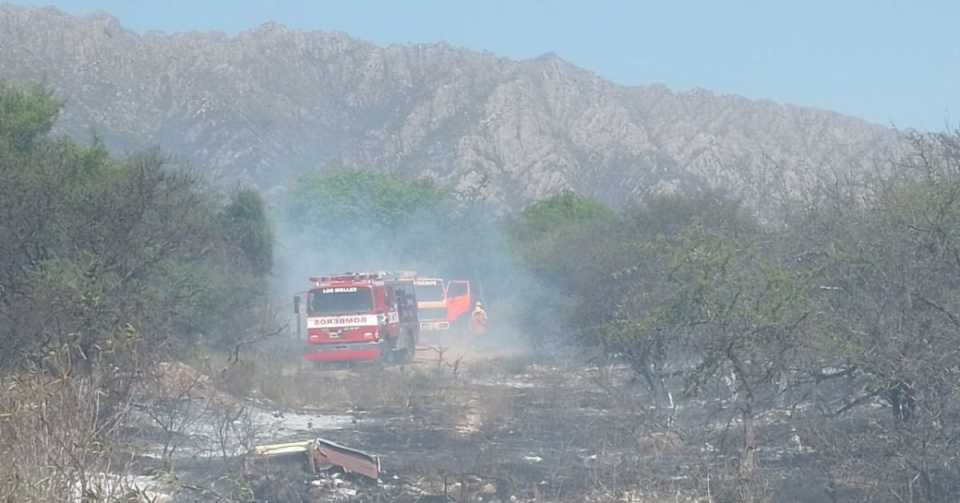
476;302;484;308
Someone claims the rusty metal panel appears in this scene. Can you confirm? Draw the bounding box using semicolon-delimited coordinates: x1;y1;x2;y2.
311;438;381;480
255;437;381;481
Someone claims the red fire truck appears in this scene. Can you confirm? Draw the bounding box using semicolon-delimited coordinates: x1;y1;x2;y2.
295;272;420;363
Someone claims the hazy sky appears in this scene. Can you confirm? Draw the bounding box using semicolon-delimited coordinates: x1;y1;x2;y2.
10;0;959;131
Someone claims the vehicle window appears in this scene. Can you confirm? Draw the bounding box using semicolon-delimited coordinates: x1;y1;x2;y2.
415;283;445;302
447;282;468;297
308;287;373;315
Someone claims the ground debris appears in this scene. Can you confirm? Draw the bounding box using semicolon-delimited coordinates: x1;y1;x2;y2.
254;437;381;480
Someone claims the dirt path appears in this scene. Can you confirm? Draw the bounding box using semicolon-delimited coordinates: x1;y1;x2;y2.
125;340;819;502
253;343;700;502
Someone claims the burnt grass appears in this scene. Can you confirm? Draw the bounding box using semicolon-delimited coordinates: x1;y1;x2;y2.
222;344;841;503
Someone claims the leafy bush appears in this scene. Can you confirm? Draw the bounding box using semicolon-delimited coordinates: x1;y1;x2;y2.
0;82;273;371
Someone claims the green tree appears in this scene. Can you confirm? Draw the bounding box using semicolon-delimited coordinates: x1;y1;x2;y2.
283;169;452;270
598;190;756;408
0;82;61;152
513;189;614;235
0;82;278;502
0;82;274;373
221;188;274;276
795;131;960;501
287;168;448;236
508;191;617;341
667;226;810;497
282;168;525;289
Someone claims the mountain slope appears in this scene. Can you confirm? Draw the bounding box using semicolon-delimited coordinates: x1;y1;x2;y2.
0;4;901;212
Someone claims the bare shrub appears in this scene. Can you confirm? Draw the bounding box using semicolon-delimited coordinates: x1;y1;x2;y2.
0;372;135;502
138;362;216;467
209;398;252;463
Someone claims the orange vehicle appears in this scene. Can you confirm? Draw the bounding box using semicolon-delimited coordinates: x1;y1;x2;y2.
413;277;451;333
445;279;473;331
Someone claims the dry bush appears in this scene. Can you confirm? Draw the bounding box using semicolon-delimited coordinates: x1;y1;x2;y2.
462;353;532;383
342;364;463;414
270;371;353;409
138;362;218;466
185;345;347;409
0;373;141;502
193;344;467;416
135;358;263;470
211;359;260;401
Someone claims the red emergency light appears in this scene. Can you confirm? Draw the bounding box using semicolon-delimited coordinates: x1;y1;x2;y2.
310;270;420;286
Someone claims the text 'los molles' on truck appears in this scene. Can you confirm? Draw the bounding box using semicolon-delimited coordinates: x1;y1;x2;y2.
294;272;420;363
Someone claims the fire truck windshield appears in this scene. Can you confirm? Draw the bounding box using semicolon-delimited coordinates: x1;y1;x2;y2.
308;287;373;315
415;283;444;302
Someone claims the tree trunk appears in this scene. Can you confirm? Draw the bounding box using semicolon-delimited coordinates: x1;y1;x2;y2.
740;407;756;479
737;406;761;503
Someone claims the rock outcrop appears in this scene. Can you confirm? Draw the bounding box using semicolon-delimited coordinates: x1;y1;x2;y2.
0;4;902;212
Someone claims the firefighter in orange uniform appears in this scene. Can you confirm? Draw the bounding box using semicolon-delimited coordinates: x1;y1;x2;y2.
469;302;488;336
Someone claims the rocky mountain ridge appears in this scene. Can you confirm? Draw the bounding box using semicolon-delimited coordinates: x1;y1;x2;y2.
0;4;902;212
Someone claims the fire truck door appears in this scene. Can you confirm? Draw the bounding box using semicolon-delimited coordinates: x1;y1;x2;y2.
445;280;471;323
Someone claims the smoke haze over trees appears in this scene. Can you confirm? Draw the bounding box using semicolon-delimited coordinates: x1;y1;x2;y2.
273;131;960;500
506;131;960;501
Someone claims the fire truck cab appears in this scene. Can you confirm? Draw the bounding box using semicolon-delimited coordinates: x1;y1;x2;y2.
297;272;419;363
412;277;450;333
